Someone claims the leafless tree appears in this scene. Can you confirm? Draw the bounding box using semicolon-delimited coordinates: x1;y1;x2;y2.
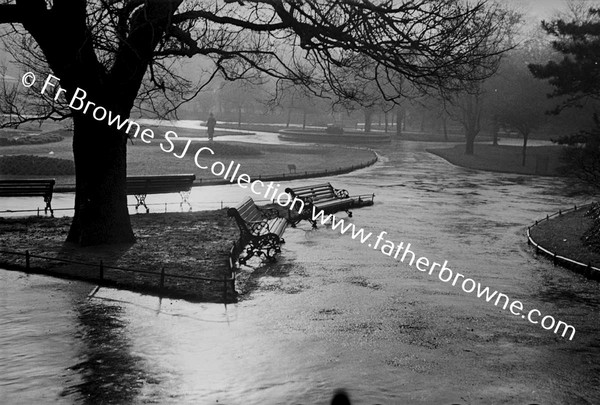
1;0;511;245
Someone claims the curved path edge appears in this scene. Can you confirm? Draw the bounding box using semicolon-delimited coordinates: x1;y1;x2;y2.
527;203;600;280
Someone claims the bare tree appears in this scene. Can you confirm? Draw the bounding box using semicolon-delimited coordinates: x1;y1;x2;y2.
493;36;554;166
1;0;510;246
443;5;522;155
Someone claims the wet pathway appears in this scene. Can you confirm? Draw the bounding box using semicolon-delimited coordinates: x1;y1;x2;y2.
1;140;599;404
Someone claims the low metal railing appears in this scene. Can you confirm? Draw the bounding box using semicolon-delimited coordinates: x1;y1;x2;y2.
0;248;236;302
527;203;600;279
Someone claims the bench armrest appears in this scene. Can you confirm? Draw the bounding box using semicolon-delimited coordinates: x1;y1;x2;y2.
257;206;281;219
333;188;350;198
248;219;271;235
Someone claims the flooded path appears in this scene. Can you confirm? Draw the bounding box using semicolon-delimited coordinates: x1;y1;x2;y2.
1;140;599;404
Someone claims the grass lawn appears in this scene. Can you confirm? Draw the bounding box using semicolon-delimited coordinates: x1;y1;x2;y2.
0;126;376;186
529;206;600;269
428;144;566;176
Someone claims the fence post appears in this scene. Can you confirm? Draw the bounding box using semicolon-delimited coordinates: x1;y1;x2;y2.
221;201;223;209
37;207;40;217
25;250;30;270
553;252;557;265
99;260;104;280
535;245;539;254
165;203;167;213
160;267;166;290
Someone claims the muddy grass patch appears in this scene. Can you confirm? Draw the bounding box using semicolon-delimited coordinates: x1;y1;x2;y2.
0;210;239;302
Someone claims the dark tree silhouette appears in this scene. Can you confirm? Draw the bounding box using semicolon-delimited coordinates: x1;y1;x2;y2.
529;7;600;190
1;0;509;246
494;39;553;166
529;8;600;113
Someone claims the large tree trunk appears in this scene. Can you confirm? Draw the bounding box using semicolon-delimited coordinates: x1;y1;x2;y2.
67;114;135;246
465;134;475;155
465;128;478;155
522;130;529;166
384;112;389;133
461;93;481;156
364;109;373;133
19;0;180;247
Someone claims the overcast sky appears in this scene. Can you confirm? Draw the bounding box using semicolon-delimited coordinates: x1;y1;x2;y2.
526;0;566;17
524;0;594;19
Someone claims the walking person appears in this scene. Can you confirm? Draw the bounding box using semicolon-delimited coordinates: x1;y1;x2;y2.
206;112;216;141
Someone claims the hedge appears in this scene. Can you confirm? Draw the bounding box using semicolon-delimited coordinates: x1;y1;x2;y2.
0;132;64;146
0;155;75;175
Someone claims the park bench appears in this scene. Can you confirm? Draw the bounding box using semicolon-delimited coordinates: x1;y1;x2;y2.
285;182;375;227
126;174;196;213
0;179;55;217
228;196;287;265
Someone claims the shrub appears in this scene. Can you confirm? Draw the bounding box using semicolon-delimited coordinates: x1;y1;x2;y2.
0;132;65;146
0;155;75;175
325;125;344;135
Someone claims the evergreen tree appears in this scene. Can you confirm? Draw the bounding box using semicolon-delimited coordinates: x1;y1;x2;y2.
529;8;600;190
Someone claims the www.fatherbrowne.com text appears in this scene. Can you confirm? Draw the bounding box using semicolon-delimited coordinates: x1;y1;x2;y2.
310;207;576;340
22;72;576;341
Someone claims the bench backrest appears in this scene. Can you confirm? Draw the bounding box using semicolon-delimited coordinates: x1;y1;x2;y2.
285;183;336;201
0;179;55;197
126;174;195;195
227;196;265;224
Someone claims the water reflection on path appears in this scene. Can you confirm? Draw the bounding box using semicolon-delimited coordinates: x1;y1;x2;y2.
1;140;599;404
